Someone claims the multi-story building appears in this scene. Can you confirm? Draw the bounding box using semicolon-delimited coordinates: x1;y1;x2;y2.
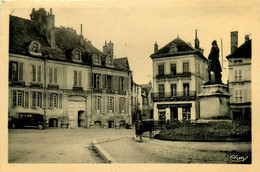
140;82;153;120
226;31;251;121
9;8;132;128
150;33;208;121
131;81;142;122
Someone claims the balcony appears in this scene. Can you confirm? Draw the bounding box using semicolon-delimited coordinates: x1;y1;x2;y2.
11;81;25;87
31;82;43;89
106;89;115;94
156;72;191;80
152;91;196;102
93;88;102;93
73;86;83;92
47;84;59;90
118;90;126;95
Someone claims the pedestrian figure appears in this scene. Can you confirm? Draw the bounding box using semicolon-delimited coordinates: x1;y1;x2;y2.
136;120;144;142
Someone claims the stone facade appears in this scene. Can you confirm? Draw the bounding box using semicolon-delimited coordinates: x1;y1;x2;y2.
9;8;132;129
150;35;208;121
226;32;251;121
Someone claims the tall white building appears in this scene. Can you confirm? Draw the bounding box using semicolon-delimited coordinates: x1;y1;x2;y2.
150;34;208;121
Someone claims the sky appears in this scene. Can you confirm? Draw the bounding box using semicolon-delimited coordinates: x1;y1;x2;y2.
8;1;257;85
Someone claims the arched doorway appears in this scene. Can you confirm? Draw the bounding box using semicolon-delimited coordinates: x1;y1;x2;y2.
78;111;85;127
49;118;58;127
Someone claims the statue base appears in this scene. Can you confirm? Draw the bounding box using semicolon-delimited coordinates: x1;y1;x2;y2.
198;84;231;120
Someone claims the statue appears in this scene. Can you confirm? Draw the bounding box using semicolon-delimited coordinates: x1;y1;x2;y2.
207;40;223;84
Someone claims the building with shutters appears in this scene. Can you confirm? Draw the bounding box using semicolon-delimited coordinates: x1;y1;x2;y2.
140;82;153;120
131;81;142;122
150;32;208;121
226;32;251;121
9;8;132;128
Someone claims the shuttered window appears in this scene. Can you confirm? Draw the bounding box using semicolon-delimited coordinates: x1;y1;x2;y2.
79;71;82;86
31;91;36;107
74;70;82;86
17;92;23;107
18;63;24;81
42;93;47;108
96;96;101;112
54;68;57;84
49;67;53;83
74;71;78;86
109;97;114;112
12;90;17;107
36;92;42;107
37;65;41;82
119;97;125;113
25;91;29;108
158;64;164;75
59;94;62;108
183;62;189;73
170;63;176;75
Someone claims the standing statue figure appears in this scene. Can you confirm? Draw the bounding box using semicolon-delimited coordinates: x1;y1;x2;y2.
207;40;223;84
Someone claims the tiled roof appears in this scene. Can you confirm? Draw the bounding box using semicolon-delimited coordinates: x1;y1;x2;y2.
114;57;131;71
226;40;251;59
150;37;207;61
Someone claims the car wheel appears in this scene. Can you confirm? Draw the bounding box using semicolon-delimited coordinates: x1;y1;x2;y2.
10;123;16;129
37;124;44;130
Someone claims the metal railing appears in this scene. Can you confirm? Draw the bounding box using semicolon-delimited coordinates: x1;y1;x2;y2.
152;91;196;100
156;72;191;79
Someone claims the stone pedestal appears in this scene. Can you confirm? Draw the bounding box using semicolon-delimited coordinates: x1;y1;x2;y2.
198;84;231;119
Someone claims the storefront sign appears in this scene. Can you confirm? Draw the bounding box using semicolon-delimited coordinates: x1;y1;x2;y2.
157;103;192;109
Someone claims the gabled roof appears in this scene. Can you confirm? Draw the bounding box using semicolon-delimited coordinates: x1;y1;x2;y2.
114;57;131;71
140;84;152;94
226;40;251;59
150;37;207;61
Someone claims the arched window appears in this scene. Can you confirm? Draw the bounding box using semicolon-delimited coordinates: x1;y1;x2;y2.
73;49;82;62
29;41;42;56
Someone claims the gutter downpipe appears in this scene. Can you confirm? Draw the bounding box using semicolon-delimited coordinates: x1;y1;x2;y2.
44;56;47;120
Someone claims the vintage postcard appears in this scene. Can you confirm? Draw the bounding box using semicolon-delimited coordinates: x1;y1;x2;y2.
0;0;259;172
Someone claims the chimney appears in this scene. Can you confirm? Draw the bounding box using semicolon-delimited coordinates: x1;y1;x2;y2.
154;42;158;52
46;8;55;48
107;41;114;57
80;24;82;36
103;41;108;54
194;29;200;49
30;8;47;33
231;31;238;53
245;34;250;42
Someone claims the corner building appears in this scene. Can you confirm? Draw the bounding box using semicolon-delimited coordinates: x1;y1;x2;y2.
9;8;132;128
150;36;208;121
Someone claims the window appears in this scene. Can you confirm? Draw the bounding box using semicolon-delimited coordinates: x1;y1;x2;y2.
159;84;165;97
183;62;189;73
158;64;164;75
49;93;58;108
9;61;23;81
17;92;23;107
36;92;42;107
107;75;113;90
49;67;58;84
31;64;41;82
120;98;125;113
74;49;81;61
119;77;125;90
93;53;101;64
170;63;176;75
171;84;177;96
29;41;41;53
109;97;114;112
183;83;190;96
96;96;101;112
234;89;243;103
93;74;101;89
198;63;200;75
182;107;191;120
234;69;242;81
74;70;82;87
234;60;242;64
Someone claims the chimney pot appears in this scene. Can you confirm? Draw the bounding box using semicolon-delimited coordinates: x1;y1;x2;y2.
231;31;238;53
154;42;158;53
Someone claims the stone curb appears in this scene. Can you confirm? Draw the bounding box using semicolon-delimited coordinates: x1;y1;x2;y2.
92;139;116;164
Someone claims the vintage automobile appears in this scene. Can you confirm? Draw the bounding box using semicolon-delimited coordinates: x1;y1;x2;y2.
8;113;48;130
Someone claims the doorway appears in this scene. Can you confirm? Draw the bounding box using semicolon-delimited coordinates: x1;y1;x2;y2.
108;121;114;128
170;107;178;121
78;111;85;127
49;118;58;127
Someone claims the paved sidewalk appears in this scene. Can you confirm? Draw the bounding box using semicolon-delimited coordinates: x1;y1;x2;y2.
96;137;251;163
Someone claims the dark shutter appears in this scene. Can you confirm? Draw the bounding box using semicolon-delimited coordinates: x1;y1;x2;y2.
13;90;17;107
74;71;77;86
119;98;122;113
42;92;46;108
19;62;24;81
49;93;53;108
32;91;36;107
107;97;110;113
59;94;62;108
32;64;36;82
102;74;106;89
38;65;41;82
79;71;82;86
9;61;12;81
54;68;57;84
25;91;29;108
49;67;53;84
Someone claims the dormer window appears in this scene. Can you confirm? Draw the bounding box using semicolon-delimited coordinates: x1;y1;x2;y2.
169;43;178;53
29;41;42;56
72;49;82;62
106;55;113;66
93;53;101;65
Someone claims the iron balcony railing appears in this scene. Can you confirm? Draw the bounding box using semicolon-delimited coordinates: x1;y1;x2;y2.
152;91;196;100
156;72;191;79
